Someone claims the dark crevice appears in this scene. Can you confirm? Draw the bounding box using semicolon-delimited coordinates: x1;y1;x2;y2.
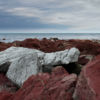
42;65;52;73
61;63;82;75
43;63;82;75
0;62;11;74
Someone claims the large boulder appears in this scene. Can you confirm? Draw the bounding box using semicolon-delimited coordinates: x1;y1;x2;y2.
44;48;79;65
0;47;80;72
11;66;77;100
6;53;42;86
0;46;80;86
43;48;80;72
0;46;44;66
0;47;45;74
73;55;100;100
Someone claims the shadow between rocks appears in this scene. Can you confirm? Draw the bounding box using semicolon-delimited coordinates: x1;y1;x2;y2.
43;63;82;75
62;63;82;75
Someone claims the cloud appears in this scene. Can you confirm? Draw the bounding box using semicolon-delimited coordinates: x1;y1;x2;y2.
0;0;100;32
5;7;44;18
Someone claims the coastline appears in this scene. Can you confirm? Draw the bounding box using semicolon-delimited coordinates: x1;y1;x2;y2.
0;38;100;54
1;33;100;43
0;38;100;100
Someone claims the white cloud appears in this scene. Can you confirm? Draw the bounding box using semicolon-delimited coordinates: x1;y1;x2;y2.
1;0;100;32
5;7;44;18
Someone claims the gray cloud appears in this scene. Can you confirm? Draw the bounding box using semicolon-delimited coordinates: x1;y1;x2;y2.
0;0;100;32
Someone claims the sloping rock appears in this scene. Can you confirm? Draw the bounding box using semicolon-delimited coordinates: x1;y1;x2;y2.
0;46;44;66
11;66;77;100
73;55;100;100
0;74;18;93
0;47;79;72
0;42;12;52
44;48;79;66
6;53;42;86
1;38;100;56
0;46;80;86
0;47;44;73
0;91;13;100
43;48;80;72
78;55;94;65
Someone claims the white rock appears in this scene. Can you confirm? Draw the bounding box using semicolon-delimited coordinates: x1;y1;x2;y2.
6;53;42;86
43;48;80;66
0;47;80;86
0;46;44;66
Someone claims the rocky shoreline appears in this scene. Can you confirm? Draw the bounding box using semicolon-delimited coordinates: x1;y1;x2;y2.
0;38;100;100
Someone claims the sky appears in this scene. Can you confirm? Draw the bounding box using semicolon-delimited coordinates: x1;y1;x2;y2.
0;0;100;33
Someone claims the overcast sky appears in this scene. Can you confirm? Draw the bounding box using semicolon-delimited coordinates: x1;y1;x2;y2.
0;0;100;33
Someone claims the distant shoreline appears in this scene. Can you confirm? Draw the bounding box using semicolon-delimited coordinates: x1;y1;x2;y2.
0;33;100;43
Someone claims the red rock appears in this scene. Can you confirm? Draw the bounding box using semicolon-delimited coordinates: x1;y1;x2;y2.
0;91;13;100
11;66;77;100
0;42;12;51
73;55;100;100
1;38;100;66
66;39;100;55
1;38;100;56
0;73;18;93
78;55;90;65
51;66;69;77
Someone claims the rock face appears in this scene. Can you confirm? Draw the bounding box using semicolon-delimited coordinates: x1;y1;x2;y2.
43;48;80;72
4;47;79;86
11;66;77;100
0;42;12;52
0;46;44;66
1;38;100;56
1;39;100;100
1;38;100;66
73;55;100;100
0;91;13;100
6;54;42;86
44;48;79;66
0;73;18;93
0;47;79;66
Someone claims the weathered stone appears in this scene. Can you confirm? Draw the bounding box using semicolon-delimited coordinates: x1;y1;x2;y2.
0;74;18;93
0;46;80;86
6;53;42;87
44;48;79;66
0;47;44;73
0;91;13;100
73;55;100;100
0;46;44;65
78;55;94;65
43;48;80;72
11;66;77;100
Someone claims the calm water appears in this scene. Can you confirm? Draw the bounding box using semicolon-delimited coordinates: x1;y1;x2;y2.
0;33;100;42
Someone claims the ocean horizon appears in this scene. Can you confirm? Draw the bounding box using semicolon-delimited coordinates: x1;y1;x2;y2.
0;33;100;43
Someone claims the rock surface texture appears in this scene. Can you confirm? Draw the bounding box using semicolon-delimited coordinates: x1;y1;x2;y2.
0;46;44;66
6;53;42;86
1;66;77;100
0;39;100;55
73;55;100;100
0;47;79;86
0;73;18;93
1;38;100;66
1;39;100;100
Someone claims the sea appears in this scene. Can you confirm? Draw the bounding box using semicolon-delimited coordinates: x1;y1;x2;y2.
0;33;100;43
